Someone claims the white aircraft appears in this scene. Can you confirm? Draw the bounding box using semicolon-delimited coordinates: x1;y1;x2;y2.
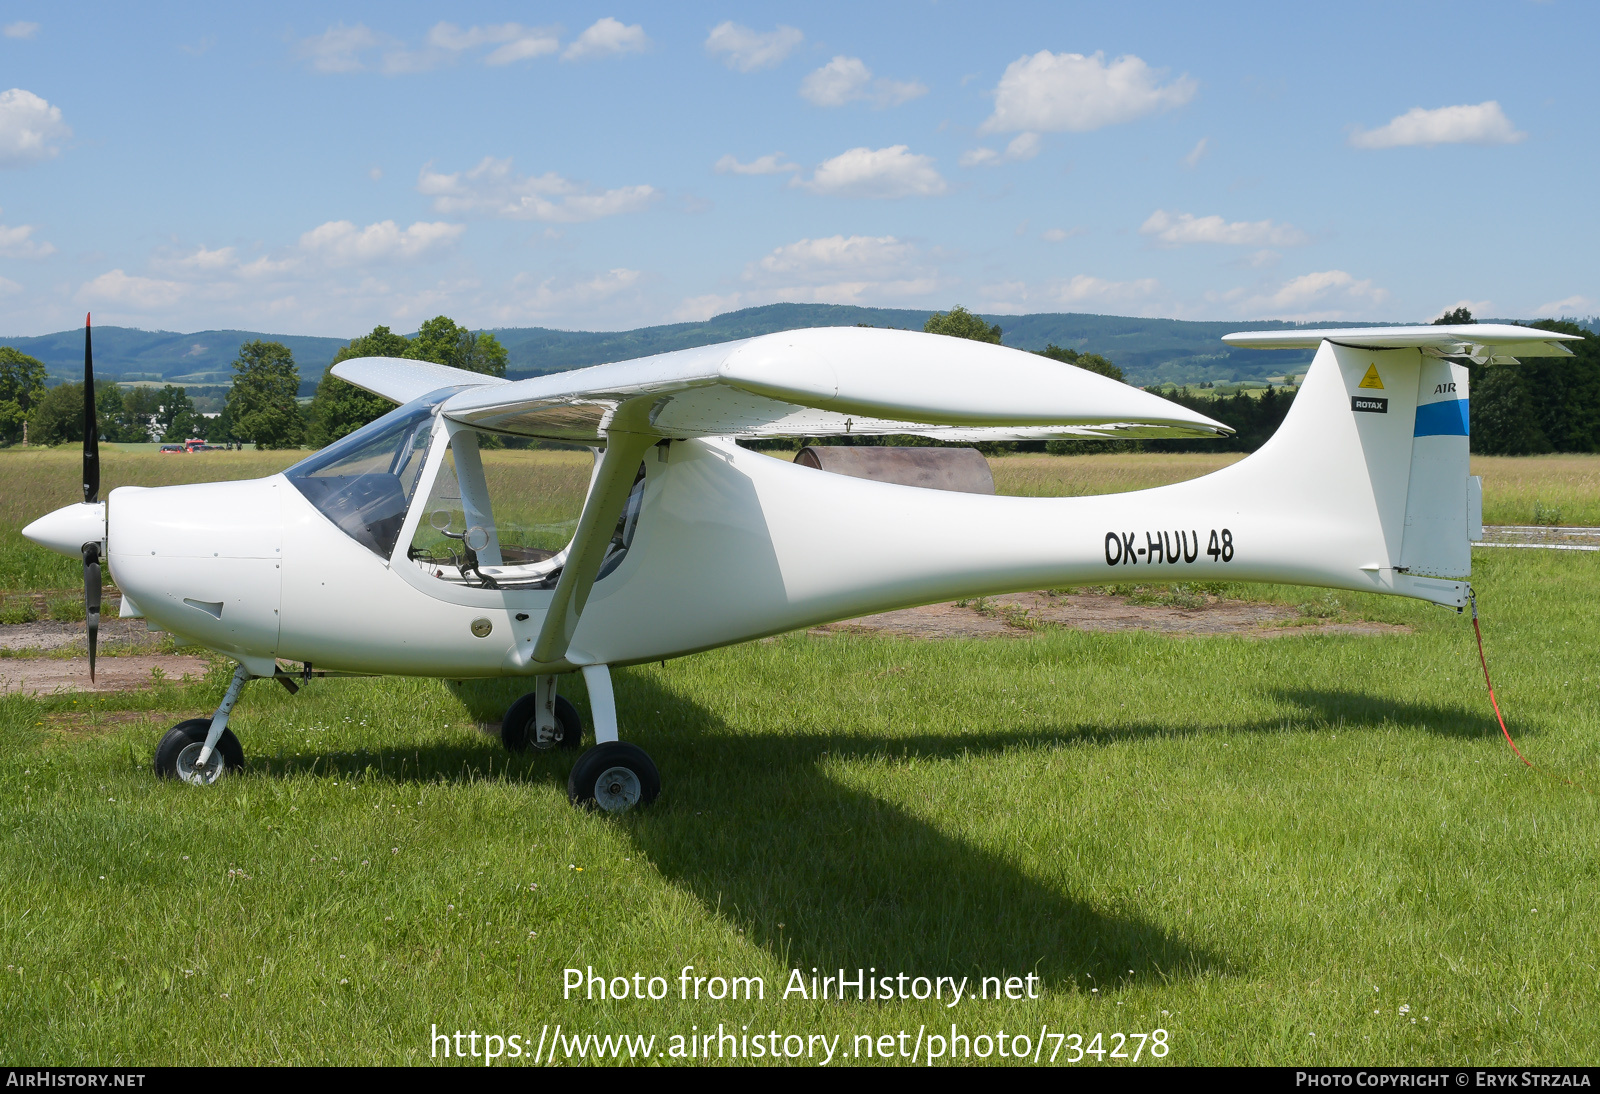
23;318;1581;810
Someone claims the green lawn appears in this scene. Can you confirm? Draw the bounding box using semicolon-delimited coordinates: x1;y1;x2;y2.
3;447;1599;1065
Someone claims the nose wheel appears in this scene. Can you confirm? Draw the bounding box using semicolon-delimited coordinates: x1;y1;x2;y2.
501;692;583;752
154;718;244;782
568;742;660;813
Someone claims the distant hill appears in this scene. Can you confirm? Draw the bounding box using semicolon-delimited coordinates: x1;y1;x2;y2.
1;327;349;393
489;304;1322;386
14;304;1567;390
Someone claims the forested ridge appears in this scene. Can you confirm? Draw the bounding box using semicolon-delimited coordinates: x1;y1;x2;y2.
1;309;1594;455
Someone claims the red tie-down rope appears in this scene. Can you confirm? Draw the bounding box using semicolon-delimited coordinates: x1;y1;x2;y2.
1469;589;1582;790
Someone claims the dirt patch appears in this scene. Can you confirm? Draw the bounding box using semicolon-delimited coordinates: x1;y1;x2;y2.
0;618;167;654
811;591;1409;640
42;709;187;737
0;655;211;695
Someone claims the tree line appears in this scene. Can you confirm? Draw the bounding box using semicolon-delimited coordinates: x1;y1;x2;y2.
220;316;508;449
0;347;208;445
919;305;1600;458
0;316;506;449
2;306;1594;455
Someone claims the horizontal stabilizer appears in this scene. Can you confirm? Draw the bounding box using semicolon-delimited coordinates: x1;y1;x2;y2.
1223;323;1580;362
440;327;1231;444
330;356;510;405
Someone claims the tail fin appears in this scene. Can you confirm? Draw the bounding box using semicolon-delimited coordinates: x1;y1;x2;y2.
1187;324;1576;608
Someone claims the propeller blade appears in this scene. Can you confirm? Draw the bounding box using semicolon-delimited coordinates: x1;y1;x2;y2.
83;542;101;683
83;314;99;505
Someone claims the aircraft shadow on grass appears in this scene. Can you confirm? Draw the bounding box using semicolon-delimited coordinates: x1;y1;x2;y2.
1268;688;1512;741
250;674;1514;987
255;672;1231;990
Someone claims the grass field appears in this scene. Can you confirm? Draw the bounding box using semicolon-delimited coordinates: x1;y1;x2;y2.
2;445;1599;1065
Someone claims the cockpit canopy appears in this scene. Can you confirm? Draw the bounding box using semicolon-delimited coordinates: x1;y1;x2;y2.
286;385;646;590
285;388;463;558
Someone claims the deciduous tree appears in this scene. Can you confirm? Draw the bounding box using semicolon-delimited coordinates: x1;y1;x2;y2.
923;306;1002;344
154;385;205;442
226;340;303;449
307;325;411;447
0;346;46;446
1035;343;1124;382
28;381;85;445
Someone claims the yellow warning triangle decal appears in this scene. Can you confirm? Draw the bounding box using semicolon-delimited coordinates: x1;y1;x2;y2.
1359;364;1384;390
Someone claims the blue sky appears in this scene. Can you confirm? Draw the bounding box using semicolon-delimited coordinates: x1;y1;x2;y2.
0;1;1594;337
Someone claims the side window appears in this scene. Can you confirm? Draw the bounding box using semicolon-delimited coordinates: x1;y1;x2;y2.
407;434;643;589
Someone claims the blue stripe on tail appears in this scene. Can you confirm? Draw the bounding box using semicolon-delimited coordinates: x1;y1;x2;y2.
1414;399;1469;437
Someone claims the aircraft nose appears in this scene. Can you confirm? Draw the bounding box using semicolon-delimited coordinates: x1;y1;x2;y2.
22;502;107;558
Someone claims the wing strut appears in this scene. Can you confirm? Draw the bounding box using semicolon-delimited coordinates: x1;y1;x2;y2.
531;429;656;665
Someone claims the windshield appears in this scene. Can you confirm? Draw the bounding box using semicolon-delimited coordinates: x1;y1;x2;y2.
286;387;464;557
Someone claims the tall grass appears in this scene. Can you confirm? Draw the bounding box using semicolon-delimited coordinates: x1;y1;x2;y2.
1470;455;1600;526
987;450;1600;528
989;452;1243;498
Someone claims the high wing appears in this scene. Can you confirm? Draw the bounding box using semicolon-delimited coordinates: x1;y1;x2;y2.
330;356;510;405
1222;323;1581;364
419;327;1230;668
435;327;1232;443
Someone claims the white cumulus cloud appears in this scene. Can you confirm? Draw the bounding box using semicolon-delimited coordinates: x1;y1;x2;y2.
1183;137;1210;167
1536;294;1594;316
156;245;238;272
796;145;946;199
704;22;803;72
494;268;645;323
427;22;560;66
4;22;39;39
78;270;188;310
296;23;383;73
714;153;798;176
0;89;70;167
0;213;54;258
736;234;943;307
673;293;745;323
981;274;1161;314
980;50;1195;134
753;234;920;279
298;21;561;74
562;17;647;61
419;158;657;222
1140;210;1308;247
1350;101;1525;149
1225;270;1389;321
1041;227;1087;243
800;56;926;108
961;132;1041;168
297;220;464;266
683;234;946;315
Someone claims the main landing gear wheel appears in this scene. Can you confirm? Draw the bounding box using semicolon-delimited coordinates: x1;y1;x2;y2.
568;742;660;813
501;694;583;752
154;718;244;784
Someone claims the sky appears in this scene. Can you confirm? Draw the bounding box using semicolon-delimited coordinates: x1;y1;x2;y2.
0;1;1595;337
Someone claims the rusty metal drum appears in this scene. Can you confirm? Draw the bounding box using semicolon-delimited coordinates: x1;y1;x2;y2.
793;445;995;494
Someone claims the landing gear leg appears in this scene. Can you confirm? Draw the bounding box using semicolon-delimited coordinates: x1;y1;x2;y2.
155;663;250;783
582;664;618;744
568;664;659;812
